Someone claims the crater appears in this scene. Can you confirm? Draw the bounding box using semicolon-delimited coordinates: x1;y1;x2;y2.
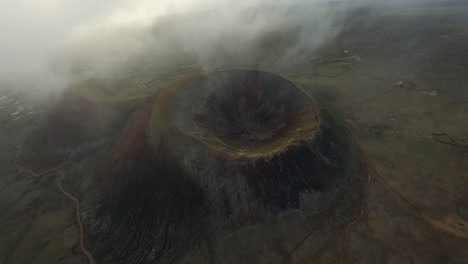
166;70;320;158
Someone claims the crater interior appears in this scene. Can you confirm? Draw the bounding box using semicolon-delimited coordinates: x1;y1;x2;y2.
168;70;320;158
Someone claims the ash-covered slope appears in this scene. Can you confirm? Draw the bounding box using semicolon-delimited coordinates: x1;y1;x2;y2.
15;78;148;175
84;70;368;263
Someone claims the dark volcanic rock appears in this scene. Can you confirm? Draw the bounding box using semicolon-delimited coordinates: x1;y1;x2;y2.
85;70;368;264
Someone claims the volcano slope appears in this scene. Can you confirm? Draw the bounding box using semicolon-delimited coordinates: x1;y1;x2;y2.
83;70;369;263
15;78;153;176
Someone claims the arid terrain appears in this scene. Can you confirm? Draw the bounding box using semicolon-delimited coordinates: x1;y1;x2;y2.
0;2;467;263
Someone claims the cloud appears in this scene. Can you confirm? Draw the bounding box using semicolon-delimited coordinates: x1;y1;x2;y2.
0;0;454;93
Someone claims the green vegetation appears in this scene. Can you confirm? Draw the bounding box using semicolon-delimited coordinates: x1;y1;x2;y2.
400;81;416;90
74;79;155;102
286;73;339;107
314;61;352;78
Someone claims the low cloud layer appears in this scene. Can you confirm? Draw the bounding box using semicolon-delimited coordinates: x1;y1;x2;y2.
0;0;456;94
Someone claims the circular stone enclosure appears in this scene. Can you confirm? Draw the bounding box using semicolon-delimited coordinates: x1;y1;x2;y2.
167;70;320;158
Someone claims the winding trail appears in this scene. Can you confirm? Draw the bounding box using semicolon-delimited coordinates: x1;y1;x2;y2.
14;144;58;177
13;132;68;178
57;171;96;264
13;128;97;263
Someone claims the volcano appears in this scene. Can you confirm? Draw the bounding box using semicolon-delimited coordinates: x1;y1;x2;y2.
86;70;366;263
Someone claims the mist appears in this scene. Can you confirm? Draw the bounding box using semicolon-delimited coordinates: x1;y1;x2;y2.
0;0;458;95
